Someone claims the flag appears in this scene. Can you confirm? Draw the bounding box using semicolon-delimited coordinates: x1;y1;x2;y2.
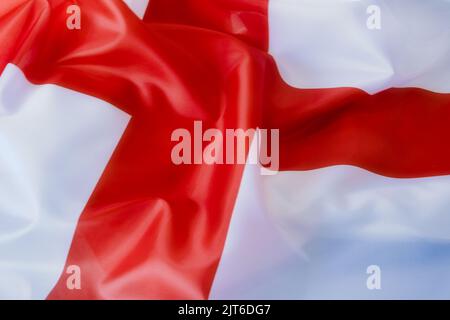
1;0;450;300
150;0;450;299
1;0;261;299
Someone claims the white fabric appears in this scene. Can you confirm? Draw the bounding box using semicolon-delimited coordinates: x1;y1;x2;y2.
122;0;149;18
211;1;450;298
211;164;450;299
269;0;450;94
0;64;130;299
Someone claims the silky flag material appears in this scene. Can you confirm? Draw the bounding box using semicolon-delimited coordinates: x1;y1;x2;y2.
149;0;450;299
1;0;263;299
0;0;450;299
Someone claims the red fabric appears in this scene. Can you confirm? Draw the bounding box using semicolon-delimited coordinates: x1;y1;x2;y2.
145;0;268;51
262;60;450;178
3;0;265;299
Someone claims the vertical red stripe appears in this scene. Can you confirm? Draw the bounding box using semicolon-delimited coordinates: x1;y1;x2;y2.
6;0;266;299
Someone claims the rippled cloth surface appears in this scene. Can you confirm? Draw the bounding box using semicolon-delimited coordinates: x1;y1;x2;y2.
1;0;450;299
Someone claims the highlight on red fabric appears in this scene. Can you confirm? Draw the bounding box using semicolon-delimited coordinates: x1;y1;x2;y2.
145;0;268;51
